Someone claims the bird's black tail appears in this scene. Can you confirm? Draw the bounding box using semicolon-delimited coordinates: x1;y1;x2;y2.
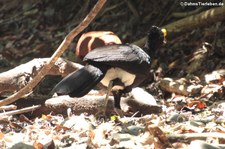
53;65;104;97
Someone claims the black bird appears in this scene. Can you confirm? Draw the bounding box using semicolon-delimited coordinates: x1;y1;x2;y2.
53;26;166;117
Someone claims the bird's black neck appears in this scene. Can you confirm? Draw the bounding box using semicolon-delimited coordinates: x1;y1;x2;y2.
143;41;156;58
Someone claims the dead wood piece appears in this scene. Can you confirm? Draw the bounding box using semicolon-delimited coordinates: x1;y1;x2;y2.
165;6;225;38
167;132;225;141
45;95;114;115
0;58;83;95
159;78;188;96
0;105;41;117
0;0;107;107
0;105;17;111
133;6;225;47
159;78;203;96
45;94;162;116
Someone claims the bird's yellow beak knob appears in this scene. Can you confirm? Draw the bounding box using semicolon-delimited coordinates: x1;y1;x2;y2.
161;28;167;44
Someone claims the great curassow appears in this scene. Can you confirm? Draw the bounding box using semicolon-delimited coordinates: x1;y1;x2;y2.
53;26;167;117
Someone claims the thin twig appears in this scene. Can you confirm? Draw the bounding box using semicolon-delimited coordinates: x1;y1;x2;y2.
0;0;107;107
0;105;41;117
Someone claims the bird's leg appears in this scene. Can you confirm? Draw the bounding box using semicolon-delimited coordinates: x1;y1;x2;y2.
112;90;124;118
96;80;113;117
112;90;130;132
102;80;113;116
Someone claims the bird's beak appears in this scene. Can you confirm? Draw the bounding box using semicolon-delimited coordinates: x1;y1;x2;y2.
161;28;167;44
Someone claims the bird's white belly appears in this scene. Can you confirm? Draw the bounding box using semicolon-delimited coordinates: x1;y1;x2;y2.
100;67;136;90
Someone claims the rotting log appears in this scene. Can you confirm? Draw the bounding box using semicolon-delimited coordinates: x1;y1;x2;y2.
0;58;83;95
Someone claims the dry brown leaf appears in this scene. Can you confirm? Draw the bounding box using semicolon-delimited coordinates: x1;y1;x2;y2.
54;124;71;132
148;125;171;148
0;132;4;139
33;142;43;149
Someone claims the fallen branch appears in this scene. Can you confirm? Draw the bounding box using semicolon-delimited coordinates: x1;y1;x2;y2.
167;132;225;140
0;58;83;95
159;78;203;96
0;105;41;117
45;94;162;116
159;78;189;96
133;6;225;47
0;0;107;107
0;105;17;111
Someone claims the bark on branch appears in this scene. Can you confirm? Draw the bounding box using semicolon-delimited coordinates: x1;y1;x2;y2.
133;6;225;47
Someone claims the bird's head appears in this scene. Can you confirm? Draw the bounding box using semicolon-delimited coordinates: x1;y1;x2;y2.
145;26;166;56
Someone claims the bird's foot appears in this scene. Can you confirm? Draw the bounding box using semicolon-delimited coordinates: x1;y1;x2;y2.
114;108;124;118
112;108;130;132
95;106;108;120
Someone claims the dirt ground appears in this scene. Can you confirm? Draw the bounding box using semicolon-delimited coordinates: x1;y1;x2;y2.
0;0;225;148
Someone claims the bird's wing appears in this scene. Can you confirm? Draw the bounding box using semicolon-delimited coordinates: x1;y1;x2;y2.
83;44;151;74
84;44;150;63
